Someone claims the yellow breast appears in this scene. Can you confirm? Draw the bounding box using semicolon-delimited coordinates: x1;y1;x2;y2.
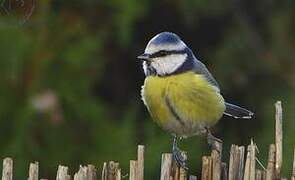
141;71;225;136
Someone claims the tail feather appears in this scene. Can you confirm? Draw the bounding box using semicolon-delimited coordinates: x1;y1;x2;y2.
224;102;254;119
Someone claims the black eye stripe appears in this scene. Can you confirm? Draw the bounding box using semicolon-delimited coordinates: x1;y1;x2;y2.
150;50;186;58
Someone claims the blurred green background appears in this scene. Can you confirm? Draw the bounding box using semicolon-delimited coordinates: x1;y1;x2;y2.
0;0;295;179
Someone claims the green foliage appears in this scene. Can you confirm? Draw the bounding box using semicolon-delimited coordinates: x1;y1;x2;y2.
0;0;294;178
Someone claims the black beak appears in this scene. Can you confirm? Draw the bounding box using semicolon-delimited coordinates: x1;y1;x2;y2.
137;53;151;61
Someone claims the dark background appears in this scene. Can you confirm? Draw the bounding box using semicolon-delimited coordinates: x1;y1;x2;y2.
0;0;294;179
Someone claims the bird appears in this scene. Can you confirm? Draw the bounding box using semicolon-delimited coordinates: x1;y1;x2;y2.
138;32;254;169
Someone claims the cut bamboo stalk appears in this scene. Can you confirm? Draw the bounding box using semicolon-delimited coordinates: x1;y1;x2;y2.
28;162;39;180
116;167;121;180
265;144;275;180
102;161;121;180
202;156;209;180
229;145;245;180
172;160;180;180
275;101;283;179
102;162;107;180
160;153;172;180
2;158;13;180
56;165;70;180
74;166;87;180
137;145;144;180
255;169;262;180
238;146;245;180
114;162;121;180
179;167;187;180
221;162;228;180
209;156;213;180
202;156;212;180
110;161;119;179
229;145;239;180
261;171;266;180
129;160;137;180
292;148;295;179
243;148;250;180
87;164;97;180
243;141;256;180
189;175;197;180
249;142;256;180
293;148;295;176
74;173;79;180
211;150;221;180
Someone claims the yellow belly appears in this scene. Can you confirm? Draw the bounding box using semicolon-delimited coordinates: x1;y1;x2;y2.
141;71;225;137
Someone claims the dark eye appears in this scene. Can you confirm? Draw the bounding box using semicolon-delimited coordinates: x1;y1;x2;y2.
158;51;168;56
151;50;170;58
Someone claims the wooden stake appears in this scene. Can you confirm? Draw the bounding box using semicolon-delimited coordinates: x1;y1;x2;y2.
292;148;295;179
238;146;245;180
87;164;97;180
56;165;70;180
229;145;245;180
28;162;39;180
172;160;180;180
137;145;144;180
116;167;121;180
74;165;97;180
265;144;275;180
107;161;120;180
261;171;266;180
211;150;221;180
250;142;256;180
2;158;13;180
243;141;256;180
102;162;107;180
221;162;228;180
160;153;172;180
255;169;262;180
229;145;239;180
129;160;137;180
102;161;121;180
74;166;87;180
202;156;212;180
209;156;213;180
189;175;197;180
275;101;283;179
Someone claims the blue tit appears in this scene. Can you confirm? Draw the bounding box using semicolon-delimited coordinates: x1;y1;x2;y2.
138;32;253;168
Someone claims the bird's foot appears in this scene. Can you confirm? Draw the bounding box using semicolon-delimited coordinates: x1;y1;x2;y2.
207;130;223;153
172;136;188;170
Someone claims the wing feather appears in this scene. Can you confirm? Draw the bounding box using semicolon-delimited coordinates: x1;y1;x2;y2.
191;54;220;91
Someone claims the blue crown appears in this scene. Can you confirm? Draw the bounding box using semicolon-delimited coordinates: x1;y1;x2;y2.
150;32;181;45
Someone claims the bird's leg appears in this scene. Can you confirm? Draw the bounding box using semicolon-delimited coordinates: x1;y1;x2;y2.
206;128;223;153
172;135;188;170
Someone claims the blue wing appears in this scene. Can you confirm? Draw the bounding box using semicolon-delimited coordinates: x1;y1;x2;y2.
189;52;254;119
190;54;220;90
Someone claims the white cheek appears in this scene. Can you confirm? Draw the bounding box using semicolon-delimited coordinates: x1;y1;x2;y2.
142;61;148;75
151;54;187;75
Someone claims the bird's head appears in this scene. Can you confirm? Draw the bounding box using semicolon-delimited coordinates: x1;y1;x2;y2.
138;32;191;76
